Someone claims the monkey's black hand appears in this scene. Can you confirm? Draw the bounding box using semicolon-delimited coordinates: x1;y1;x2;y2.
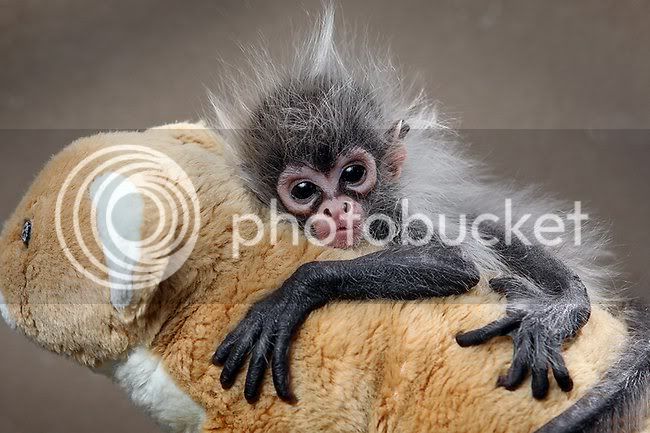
212;246;479;403
212;272;325;403
455;276;591;400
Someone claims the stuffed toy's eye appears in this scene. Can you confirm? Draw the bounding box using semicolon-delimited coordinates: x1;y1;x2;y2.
21;220;32;247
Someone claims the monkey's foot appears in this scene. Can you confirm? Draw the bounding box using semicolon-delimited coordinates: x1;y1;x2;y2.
455;276;591;399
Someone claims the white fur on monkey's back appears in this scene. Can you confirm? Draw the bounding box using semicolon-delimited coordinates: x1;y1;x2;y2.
209;7;648;433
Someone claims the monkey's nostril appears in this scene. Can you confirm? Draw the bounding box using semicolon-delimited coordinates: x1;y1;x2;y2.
324;208;332;217
343;202;350;213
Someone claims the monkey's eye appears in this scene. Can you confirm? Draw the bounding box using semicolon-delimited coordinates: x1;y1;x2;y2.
340;164;367;185
21;219;32;247
290;181;320;202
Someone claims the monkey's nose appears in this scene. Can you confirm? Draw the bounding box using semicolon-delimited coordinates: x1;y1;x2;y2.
324;202;350;217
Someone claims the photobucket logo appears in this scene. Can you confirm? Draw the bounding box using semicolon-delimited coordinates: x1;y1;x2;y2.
55;145;201;293
231;198;589;257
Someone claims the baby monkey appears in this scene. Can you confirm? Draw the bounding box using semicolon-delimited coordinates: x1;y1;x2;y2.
215;76;487;400
211;11;650;431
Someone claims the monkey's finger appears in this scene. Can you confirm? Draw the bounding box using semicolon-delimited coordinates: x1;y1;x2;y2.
214;297;280;364
244;330;275;403
219;326;261;389
213;332;238;365
531;365;550;400
213;319;253;365
272;328;297;403
549;349;573;392
497;341;530;391
529;330;551;399
456;316;521;347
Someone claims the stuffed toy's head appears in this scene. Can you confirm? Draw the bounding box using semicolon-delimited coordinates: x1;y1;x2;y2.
0;124;242;366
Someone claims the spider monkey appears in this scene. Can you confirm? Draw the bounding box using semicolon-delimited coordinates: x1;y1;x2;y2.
210;9;649;433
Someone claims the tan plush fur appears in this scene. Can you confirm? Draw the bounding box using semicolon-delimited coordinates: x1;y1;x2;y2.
0;123;643;432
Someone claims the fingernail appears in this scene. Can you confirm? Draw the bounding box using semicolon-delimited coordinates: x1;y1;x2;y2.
455;333;471;347
245;393;260;404
220;375;234;389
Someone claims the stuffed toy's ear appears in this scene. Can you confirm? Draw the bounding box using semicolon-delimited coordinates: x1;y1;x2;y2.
87;153;201;322
89;172;164;319
90;172;148;312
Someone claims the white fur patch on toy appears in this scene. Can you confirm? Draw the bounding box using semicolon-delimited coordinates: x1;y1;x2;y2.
90;172;144;309
0;290;15;329
109;348;205;433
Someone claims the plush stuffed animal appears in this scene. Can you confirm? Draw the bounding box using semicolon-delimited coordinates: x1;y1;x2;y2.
0;123;644;433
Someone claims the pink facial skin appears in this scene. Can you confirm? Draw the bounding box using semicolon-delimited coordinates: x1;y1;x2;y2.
277;148;378;248
311;196;364;248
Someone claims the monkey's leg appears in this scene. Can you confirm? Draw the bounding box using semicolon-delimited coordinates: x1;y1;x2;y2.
456;224;591;400
213;244;480;403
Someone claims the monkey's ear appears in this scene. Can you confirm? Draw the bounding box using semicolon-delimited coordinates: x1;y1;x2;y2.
383;144;407;181
387;120;411;142
383;120;409;180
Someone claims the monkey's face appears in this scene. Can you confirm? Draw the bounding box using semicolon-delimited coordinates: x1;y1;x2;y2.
276;147;396;249
236;77;410;247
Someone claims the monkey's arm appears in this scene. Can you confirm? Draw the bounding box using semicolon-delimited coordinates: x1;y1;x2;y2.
456;224;591;399
213;244;480;402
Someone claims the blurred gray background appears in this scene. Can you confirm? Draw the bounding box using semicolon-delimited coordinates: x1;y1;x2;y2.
0;1;648;432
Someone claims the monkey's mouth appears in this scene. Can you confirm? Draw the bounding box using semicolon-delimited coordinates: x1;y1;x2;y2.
329;225;362;249
313;218;363;249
